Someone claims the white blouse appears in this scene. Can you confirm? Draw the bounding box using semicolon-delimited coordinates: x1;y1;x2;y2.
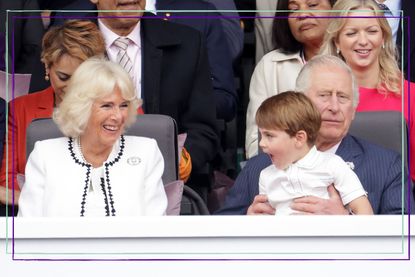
259;147;367;215
18;135;167;217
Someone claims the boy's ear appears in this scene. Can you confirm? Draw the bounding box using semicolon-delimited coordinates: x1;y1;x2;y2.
294;130;308;147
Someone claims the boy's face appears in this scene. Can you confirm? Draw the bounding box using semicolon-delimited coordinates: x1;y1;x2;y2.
259;128;299;170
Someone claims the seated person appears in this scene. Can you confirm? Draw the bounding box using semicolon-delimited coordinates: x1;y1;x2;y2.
0;20;106;206
18;58;167;217
256;91;372;215
215;55;414;215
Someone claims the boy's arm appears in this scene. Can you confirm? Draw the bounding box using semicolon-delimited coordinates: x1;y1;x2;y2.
346;195;373;215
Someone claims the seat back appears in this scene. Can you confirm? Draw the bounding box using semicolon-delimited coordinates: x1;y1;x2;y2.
26;114;178;184
349;111;407;158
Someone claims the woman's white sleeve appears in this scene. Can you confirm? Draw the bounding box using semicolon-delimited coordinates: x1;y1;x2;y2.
18;142;46;217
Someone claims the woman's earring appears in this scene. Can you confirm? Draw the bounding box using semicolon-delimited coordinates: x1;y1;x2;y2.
45;72;49;81
382;43;385;49
336;48;340;55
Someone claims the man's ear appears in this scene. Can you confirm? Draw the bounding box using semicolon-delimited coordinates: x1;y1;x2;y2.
294;130;308;147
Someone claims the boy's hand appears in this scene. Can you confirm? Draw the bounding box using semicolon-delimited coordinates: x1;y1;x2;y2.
247;194;275;215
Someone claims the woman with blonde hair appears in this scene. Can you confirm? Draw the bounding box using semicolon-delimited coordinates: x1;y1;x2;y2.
0;20;106;207
320;0;415;180
18;58;167;217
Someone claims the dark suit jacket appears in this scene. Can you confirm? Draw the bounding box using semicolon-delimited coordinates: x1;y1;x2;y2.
140;15;220;171
156;0;237;122
397;0;415;82
215;135;415;215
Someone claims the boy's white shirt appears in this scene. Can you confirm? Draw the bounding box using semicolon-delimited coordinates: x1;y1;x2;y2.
259;146;366;215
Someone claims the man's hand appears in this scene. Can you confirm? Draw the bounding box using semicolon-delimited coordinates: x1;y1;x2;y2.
291;185;349;215
247;194;275;215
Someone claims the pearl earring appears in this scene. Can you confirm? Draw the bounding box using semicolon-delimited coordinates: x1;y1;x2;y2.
336;48;340;55
44;73;49;81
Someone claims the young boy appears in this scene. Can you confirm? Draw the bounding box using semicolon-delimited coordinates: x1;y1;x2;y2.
256;91;373;215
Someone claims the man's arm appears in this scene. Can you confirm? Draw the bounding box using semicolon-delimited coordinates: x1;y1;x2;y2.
181;31;220;172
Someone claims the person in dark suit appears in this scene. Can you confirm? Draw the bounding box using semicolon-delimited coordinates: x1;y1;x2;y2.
50;0;237;122
87;0;219;185
215;55;415;215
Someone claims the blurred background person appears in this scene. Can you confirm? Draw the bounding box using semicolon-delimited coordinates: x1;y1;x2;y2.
245;0;336;158
0;20;106;209
320;0;415;181
18;58;167;217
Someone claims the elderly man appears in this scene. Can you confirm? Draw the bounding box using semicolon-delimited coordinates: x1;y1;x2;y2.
216;55;414;215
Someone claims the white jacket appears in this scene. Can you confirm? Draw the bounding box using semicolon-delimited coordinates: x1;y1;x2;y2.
245;50;304;158
18;136;167;217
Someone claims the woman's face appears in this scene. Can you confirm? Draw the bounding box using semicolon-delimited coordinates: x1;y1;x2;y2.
82;87;130;150
287;0;332;47
47;54;82;106
335;10;384;71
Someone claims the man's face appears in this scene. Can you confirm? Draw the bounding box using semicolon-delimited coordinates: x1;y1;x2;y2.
91;0;146;35
305;65;355;148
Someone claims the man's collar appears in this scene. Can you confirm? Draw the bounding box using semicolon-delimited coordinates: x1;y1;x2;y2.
98;19;141;48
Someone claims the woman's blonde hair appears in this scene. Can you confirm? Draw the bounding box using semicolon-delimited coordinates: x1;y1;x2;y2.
320;0;401;94
53;57;141;137
41;20;106;69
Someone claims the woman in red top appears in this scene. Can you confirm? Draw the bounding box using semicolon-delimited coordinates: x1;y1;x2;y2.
0;20;106;205
320;0;414;181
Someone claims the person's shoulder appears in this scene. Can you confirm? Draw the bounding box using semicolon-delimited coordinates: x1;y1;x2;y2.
34;137;68;150
124;135;157;148
348;135;400;159
142;13;200;37
10;87;53;106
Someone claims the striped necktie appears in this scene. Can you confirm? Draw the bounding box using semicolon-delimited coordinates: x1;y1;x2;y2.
114;37;133;76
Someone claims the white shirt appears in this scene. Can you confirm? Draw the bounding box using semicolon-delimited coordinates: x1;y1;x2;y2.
18;136;167;217
98;19;142;98
259;146;366;215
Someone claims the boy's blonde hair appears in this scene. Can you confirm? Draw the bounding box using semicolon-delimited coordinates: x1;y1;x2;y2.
256;91;321;145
